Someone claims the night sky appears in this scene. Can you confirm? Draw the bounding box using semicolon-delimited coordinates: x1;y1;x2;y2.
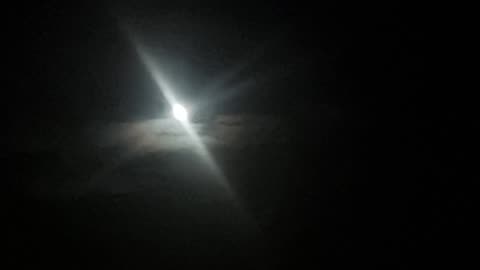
6;1;472;269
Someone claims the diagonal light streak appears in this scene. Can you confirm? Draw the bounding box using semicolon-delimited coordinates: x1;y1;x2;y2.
129;35;236;196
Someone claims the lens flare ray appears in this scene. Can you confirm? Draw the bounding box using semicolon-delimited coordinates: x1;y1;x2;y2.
128;35;236;196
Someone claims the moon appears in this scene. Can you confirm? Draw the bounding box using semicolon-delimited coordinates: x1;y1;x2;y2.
172;103;189;122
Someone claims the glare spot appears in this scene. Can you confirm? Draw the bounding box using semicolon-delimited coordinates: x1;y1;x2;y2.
172;103;188;122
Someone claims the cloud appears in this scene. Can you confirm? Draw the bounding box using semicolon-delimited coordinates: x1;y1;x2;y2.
97;114;288;156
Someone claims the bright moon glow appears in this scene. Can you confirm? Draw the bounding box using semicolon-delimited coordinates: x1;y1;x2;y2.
172;103;188;122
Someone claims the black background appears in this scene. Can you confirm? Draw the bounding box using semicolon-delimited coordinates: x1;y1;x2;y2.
5;1;473;268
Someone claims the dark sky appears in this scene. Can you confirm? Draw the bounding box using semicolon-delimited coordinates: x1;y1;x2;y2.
7;2;426;130
7;2;426;136
6;1;473;269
